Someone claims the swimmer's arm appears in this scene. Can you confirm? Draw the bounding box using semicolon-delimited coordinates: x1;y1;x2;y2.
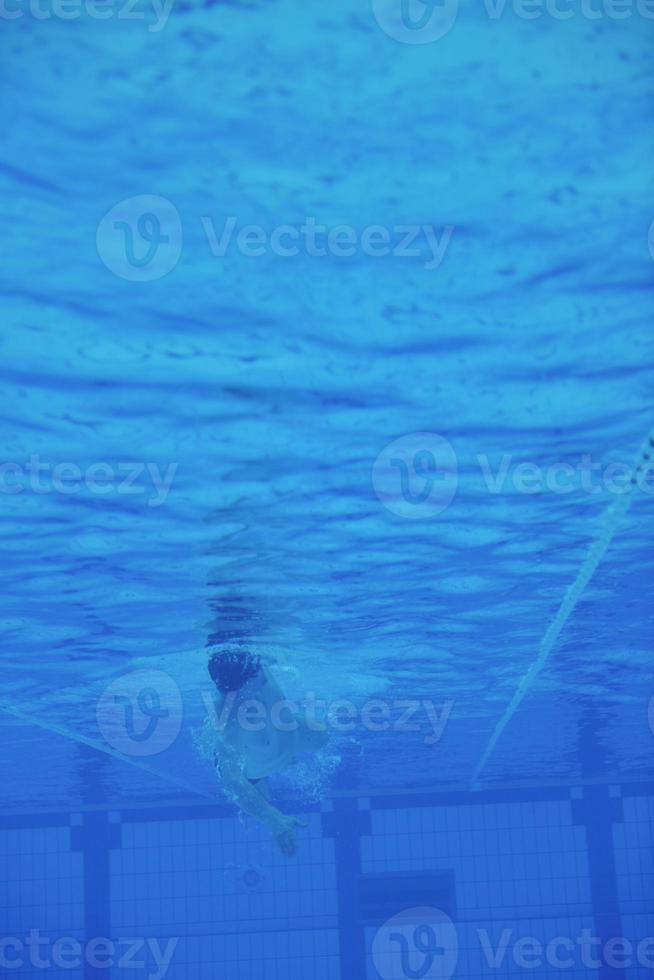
218;756;285;828
217;757;305;856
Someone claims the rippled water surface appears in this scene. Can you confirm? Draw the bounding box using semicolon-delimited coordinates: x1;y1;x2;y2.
1;2;653;810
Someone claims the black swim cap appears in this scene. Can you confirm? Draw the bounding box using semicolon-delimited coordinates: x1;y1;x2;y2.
208;648;262;694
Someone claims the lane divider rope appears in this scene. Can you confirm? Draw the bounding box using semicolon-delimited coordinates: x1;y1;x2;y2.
470;428;654;790
0;700;215;802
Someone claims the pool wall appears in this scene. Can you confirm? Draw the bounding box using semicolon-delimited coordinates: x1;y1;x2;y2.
2;781;653;979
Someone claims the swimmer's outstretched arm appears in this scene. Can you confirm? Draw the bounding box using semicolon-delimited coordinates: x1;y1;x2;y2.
217;756;306;857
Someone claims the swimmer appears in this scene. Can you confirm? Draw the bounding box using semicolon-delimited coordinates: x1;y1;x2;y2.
208;648;328;856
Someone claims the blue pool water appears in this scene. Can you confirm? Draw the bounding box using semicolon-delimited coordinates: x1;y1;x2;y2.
1;3;653;979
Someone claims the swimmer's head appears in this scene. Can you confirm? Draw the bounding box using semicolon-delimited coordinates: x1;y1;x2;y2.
208;648;262;694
